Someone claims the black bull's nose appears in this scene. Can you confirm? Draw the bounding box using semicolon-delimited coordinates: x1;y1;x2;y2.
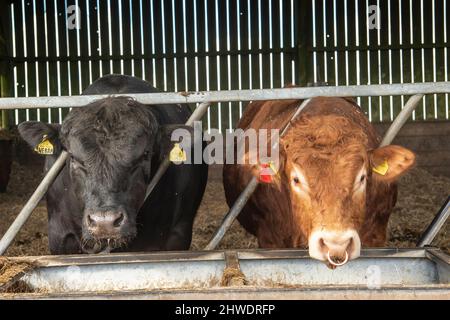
86;210;126;237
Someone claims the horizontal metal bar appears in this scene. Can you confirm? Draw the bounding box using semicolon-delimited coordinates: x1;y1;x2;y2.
0;47;297;63
311;42;450;53
0;82;446;110
6;248;434;267
5;286;449;300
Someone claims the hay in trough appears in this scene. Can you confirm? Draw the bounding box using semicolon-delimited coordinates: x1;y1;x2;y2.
0;257;36;292
220;267;247;287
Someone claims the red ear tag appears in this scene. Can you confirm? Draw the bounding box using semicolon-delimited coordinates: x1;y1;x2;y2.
259;163;273;183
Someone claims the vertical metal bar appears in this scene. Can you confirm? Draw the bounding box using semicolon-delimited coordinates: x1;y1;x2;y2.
312;0;317;82
333;0;338;86
129;0;135;77
377;0;383;122
279;0;285;86
171;0;177;91
248;0;252;92
194;0;199;95
432;0;437;119
96;0;103;77
32;0;40;121
226;0;232;132
409;0;415;120
344;0;349;85
388;0;393;121
107;0;113;73
366;0;372;122
290;0;294;84
322;0;327;83
215;0;222;133
269;0;273;89
76;0;83;94
161;0;167;90
420;0;426;120
139;0;144;80
204;0;211;132
377;0;382;121
355;0;360;105
54;0;62;123
118;0;124;75
399;0;404;112
150;0;156;85
237;0;243;118
258;0;263;89
21;0;29;121
86;0;93;84
11;3;18;125
44;0;51;123
182;0;188;91
64;0;72;98
445;0;449;119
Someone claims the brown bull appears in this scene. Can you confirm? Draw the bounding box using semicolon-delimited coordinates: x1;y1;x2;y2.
223;96;415;266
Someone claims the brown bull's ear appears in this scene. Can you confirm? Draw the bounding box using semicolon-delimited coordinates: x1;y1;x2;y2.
18;121;61;156
244;150;286;188
369;145;416;182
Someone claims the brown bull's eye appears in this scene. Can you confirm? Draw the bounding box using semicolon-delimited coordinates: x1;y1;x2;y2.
293;177;300;184
360;174;366;183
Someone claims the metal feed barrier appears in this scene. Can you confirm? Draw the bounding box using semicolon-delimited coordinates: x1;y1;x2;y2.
0;82;449;299
1;248;449;299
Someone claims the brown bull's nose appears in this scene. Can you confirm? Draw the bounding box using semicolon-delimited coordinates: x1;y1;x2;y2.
87;211;125;236
308;229;361;266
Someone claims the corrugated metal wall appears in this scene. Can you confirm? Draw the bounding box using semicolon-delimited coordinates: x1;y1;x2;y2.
310;0;450;122
1;0;449;132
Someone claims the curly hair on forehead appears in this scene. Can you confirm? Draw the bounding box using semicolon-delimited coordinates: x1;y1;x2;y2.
60;96;158;166
281;114;369;181
283;114;368;151
61;96;153;138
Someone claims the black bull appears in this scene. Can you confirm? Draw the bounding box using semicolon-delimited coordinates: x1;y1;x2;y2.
18;74;208;254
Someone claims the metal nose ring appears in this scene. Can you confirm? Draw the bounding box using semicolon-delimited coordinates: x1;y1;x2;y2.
327;250;349;266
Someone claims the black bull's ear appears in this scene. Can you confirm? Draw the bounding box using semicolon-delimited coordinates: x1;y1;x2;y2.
156;124;200;163
18;121;62;156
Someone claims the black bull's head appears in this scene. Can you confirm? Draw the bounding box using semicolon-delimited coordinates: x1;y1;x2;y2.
19;97;192;253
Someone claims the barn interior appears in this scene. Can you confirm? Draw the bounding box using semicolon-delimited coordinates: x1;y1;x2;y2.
0;0;449;258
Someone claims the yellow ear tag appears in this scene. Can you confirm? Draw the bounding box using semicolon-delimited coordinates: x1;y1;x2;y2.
169;143;187;163
269;161;278;175
372;159;389;176
34;135;54;155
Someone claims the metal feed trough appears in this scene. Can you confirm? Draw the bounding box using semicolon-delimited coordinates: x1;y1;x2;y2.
1;83;450;299
0;248;449;299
